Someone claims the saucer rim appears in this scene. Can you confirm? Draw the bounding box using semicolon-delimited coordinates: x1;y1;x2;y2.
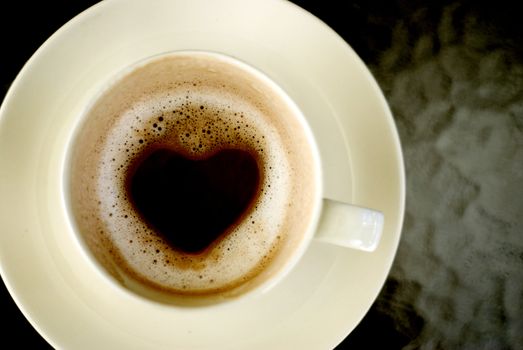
0;0;405;348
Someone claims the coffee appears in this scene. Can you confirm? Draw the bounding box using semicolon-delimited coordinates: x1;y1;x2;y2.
129;148;260;253
67;52;318;303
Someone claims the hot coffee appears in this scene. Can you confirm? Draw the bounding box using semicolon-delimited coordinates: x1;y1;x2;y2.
67;52;318;302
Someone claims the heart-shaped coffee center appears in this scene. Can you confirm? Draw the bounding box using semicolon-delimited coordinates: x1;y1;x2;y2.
128;148;260;253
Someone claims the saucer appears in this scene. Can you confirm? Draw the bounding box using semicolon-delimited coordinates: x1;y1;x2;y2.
0;0;405;348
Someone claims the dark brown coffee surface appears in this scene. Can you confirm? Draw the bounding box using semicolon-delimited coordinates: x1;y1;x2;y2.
128;147;260;253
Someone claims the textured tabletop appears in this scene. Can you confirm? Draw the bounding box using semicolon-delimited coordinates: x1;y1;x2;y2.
322;1;523;349
1;1;522;349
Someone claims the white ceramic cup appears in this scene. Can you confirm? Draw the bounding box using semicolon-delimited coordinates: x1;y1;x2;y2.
66;50;384;306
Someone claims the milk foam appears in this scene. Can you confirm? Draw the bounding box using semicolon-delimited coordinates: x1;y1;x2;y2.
97;89;290;293
68;52;318;299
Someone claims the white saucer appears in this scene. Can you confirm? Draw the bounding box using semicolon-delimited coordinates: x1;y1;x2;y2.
0;0;405;348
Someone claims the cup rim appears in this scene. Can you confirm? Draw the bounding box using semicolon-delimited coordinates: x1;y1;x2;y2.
62;49;324;308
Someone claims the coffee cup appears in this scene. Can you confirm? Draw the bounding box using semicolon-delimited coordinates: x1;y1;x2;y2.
66;50;384;306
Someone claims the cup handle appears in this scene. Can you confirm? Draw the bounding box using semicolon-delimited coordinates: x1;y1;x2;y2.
314;199;384;252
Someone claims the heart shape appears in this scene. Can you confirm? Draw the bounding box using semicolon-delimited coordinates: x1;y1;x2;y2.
128;148;260;253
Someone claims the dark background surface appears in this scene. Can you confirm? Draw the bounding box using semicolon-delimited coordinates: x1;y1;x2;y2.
2;1;522;349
